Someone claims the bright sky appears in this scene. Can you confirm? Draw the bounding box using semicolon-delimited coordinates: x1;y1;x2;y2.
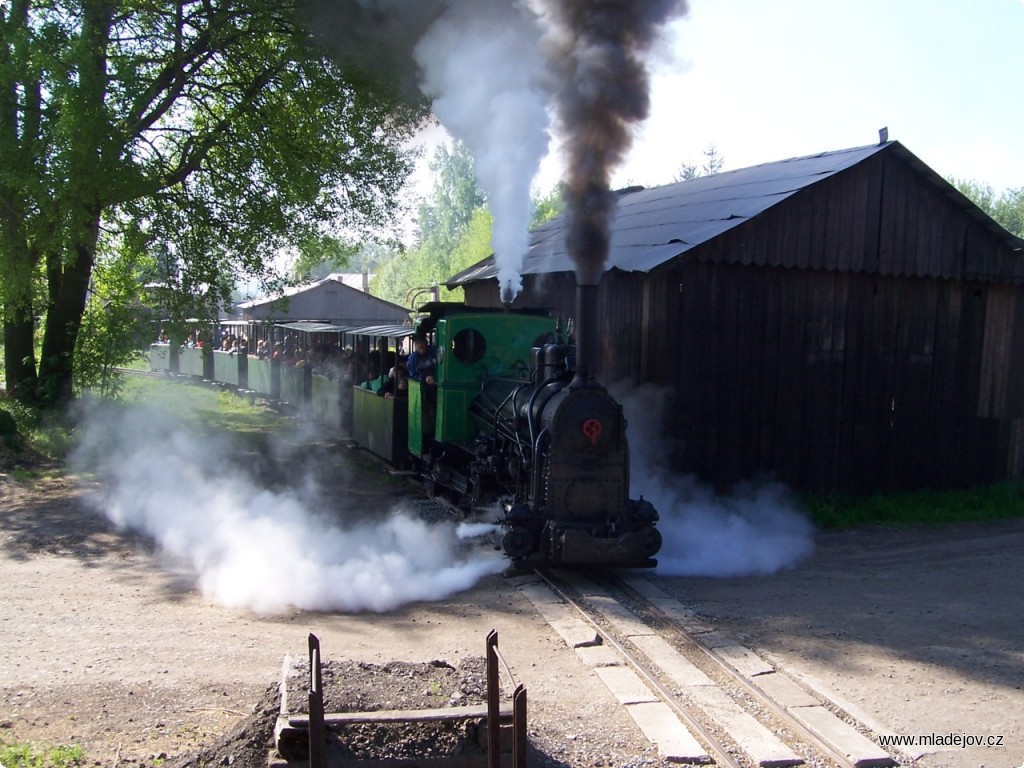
539;0;1024;195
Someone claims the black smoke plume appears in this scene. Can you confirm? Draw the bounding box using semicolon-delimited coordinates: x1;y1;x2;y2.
542;0;687;285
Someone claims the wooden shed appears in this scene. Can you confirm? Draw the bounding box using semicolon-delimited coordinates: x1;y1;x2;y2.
447;141;1024;495
237;273;408;326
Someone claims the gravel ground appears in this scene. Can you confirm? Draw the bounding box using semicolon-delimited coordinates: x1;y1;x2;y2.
2;406;1022;768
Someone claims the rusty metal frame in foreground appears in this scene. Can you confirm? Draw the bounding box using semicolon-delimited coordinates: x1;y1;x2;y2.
274;630;528;768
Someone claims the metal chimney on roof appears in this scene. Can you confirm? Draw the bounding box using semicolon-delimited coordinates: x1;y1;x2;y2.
878;126;889;144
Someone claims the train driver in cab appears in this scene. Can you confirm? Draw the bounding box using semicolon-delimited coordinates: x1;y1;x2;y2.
407;334;436;385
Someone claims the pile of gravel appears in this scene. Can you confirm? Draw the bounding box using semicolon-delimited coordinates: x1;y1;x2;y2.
170;656;493;768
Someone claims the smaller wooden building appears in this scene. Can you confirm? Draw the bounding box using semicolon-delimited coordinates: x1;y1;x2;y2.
237;273;408;326
448;141;1024;495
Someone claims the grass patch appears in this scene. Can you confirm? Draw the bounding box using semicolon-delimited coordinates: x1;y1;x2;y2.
0;374;286;475
0;741;85;768
118;375;285;436
803;482;1024;530
0;393;73;471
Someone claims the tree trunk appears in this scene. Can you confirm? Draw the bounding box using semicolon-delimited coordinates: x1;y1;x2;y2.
3;311;38;400
0;0;39;401
0;231;40;402
38;219;100;408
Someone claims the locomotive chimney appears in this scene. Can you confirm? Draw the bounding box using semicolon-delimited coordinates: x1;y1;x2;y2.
570;281;598;389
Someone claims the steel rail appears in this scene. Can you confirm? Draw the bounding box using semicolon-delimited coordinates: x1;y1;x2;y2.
607;574;869;768
534;569;744;768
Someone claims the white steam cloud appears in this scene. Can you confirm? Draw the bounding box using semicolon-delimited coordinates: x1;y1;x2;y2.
71;401;504;615
415;0;552;303
616;384;815;576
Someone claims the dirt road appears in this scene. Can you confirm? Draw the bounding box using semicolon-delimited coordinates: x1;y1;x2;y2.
657;520;1024;767
1;464;1022;768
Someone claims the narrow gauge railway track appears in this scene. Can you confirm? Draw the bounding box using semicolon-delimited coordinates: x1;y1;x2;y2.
526;569;900;768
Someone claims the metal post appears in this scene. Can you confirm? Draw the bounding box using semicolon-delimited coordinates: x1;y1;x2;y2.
513;684;528;768
486;629;500;768
308;634;326;768
271;356;281;400
237;346;248;390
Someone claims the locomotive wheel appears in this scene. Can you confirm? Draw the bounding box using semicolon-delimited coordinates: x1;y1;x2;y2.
502;527;535;559
643;528;663;558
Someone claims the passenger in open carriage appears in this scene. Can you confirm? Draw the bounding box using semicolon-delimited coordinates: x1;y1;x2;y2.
406;334;436;385
377;362;408;400
359;350;386;391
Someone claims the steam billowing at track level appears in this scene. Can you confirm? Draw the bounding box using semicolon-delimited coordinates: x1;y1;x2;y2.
615;384;816;577
69;399;505;615
308;0;687;303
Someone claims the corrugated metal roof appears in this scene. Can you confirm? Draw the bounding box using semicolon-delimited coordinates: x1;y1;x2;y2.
345;324;415;338
276;321;413;338
276;321;351;333
446;142;1024;286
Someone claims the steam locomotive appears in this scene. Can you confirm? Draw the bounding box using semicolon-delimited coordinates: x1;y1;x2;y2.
394;299;661;569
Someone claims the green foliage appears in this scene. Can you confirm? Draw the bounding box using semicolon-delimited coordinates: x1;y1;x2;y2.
449;207;495;280
289;236;406;284
373;143;573;306
951;179;1024;237
530;182;566;228
0;740;84;768
0;0;429;407
372;141;485;306
417;142;486;250
290;234;359;282
803;482;1024;530
73;246;154;399
0;390;74;463
993;187;1024;237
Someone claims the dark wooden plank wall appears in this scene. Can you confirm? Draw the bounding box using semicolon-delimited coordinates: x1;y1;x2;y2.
665;259;1024;493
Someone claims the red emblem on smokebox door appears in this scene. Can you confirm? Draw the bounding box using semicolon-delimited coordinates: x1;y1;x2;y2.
581;418;602;446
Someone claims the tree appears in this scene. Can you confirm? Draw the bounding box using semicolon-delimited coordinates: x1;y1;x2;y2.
702;144;726;176
673;163;700;182
531;182;566;228
416;141;486;252
0;0;428;407
951;179;1024;238
289;235;360;283
673;144;726;182
371;149;570;308
372;141;485;306
993;188;1024;237
73;238;155;398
